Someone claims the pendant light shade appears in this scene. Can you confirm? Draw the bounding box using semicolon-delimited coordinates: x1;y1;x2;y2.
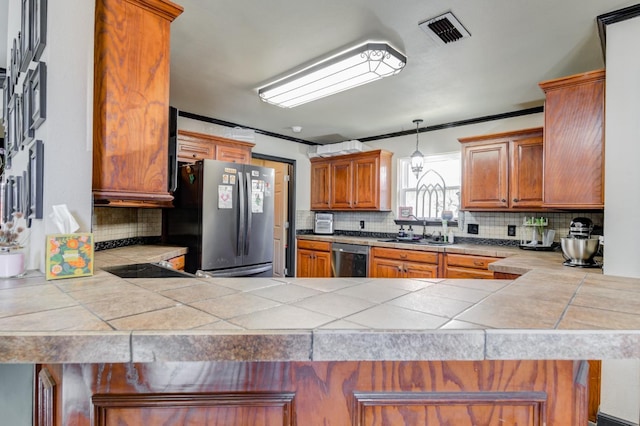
410;119;424;178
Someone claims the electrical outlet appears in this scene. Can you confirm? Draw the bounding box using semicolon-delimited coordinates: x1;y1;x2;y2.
467;224;479;234
508;225;516;236
359;220;365;229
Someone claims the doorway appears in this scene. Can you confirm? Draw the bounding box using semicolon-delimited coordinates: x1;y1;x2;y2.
252;154;296;277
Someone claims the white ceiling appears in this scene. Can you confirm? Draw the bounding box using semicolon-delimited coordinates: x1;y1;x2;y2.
0;1;635;143
168;0;637;144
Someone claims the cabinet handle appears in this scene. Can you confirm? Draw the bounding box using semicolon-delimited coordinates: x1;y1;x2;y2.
501;199;506;202
192;154;197;158
404;268;408;273
473;261;485;267
397;266;402;271
513;198;519;202
400;254;407;259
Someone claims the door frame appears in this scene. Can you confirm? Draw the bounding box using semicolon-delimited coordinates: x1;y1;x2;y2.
252;153;296;277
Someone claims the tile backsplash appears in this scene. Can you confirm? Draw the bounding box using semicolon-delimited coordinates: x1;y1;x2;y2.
94;206;603;245
93;208;163;242
297;210;604;242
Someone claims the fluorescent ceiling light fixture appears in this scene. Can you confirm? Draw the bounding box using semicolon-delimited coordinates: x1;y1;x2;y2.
258;42;407;108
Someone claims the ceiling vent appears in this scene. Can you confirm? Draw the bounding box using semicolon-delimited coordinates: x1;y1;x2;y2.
419;12;470;45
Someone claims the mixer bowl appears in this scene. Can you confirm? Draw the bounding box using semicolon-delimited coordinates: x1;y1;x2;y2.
560;237;600;265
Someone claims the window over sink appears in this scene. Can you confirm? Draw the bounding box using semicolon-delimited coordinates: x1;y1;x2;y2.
397;152;461;220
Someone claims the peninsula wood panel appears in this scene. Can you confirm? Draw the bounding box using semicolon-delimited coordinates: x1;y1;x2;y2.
539;69;605;209
92;0;183;207
36;360;587;425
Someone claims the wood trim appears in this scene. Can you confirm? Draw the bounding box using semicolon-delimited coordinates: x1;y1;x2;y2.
458;127;543;144
353;391;548;425
35;366;56;426
178;130;256;150
574;360;590;425
123;0;184;21
538;69;605;91
92;392;295;426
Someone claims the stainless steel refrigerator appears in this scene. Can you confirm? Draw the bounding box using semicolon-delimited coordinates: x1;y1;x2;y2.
165;159;274;276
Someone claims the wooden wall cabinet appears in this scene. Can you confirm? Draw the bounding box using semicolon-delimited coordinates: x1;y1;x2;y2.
296;239;332;277
459;128;543;211
539;69;605;209
444;253;498;279
177;130;255;164
310;150;392;211
370;247;439;278
92;0;183;208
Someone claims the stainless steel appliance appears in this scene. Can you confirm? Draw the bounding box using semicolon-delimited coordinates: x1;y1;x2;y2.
102;263;194;278
332;243;369;277
165;159;275;276
561;217;601;267
314;212;334;234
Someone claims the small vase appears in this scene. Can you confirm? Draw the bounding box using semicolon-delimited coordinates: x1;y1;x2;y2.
0;248;26;278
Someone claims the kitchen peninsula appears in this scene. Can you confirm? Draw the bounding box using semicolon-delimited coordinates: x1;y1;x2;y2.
1;245;639;424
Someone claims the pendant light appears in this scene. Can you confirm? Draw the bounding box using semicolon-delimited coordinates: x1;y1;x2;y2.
410;119;424;178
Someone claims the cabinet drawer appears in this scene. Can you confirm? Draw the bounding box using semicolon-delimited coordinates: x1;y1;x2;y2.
445;266;495;279
371;247;438;264
166;255;185;270
446;253;499;270
178;140;214;161
297;239;331;252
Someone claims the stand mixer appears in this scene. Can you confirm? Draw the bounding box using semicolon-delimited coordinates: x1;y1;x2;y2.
560;217;601;267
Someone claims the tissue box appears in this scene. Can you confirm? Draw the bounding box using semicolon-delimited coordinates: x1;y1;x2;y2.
45;233;94;280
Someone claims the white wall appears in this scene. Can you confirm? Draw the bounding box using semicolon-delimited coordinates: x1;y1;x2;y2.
179;113;544;216
4;0;94;271
178;117;313;208
601;14;640;425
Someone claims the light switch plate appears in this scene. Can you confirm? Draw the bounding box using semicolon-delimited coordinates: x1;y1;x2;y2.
508;225;516;236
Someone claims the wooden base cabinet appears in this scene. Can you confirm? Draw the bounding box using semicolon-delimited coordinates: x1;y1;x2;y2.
539;69;605;209
296;239;332;277
310;150;393;211
35;360;588;425
444;253;498;279
370;247;439;278
459;128;544;211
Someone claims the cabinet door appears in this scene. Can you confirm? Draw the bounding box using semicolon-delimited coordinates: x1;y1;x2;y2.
310;162;331;210
353;156;379;209
313;251;332;278
370;257;405;278
540;70;605;208
296;249;315;277
404;262;438;278
216;145;251;164
510;136;543;208
296;249;331;277
461;142;509;209
330;160;353;209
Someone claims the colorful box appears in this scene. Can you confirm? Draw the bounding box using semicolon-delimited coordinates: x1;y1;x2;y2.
45;233;94;280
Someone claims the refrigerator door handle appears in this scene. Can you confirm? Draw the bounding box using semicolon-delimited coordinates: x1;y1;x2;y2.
244;172;252;255
237;171;245;257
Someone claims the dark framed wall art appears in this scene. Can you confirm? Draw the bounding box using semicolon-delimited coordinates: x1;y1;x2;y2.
28;140;44;220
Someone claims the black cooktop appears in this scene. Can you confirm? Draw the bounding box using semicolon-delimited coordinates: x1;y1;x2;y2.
102;263;193;278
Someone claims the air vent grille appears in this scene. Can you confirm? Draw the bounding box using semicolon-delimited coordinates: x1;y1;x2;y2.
419;12;470;45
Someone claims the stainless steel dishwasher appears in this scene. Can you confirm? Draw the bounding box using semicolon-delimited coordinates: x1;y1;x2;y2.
331;243;369;277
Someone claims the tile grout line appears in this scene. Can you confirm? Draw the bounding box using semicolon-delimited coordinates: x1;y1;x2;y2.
552;273;588;329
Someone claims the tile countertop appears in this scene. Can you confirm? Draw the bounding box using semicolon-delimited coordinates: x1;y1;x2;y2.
0;243;638;364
